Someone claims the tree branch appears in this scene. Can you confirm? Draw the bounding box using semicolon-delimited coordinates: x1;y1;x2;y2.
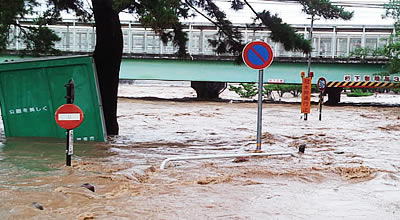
184;0;240;44
243;0;311;53
185;1;225;34
243;0;260;21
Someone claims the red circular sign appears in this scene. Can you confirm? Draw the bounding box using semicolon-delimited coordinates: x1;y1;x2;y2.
242;41;274;70
54;104;83;130
317;77;327;91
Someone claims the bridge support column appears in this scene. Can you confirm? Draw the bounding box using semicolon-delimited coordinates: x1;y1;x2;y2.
325;87;342;105
191;81;227;100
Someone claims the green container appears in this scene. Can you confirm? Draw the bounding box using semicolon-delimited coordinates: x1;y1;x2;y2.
0;56;106;142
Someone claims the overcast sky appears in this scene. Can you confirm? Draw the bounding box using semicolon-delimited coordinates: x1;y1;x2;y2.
118;0;395;26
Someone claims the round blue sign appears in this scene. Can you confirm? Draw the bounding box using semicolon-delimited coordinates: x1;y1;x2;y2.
317;77;327;91
242;41;274;70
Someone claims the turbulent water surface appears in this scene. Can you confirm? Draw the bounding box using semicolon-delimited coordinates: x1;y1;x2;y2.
0;83;399;219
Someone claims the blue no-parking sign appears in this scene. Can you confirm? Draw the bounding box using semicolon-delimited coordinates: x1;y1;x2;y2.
317;77;327;91
242;40;274;151
242;41;274;70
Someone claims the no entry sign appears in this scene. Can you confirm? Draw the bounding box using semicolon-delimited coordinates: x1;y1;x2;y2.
55;104;83;130
242;41;274;70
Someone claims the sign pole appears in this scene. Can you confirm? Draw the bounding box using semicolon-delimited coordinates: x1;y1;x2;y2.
306;15;314;123
319;92;323;121
316;77;326;121
256;69;263;151
66;130;72;166
55;80;83;167
65;80;74;166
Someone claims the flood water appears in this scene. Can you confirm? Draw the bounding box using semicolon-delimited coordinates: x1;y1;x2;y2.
0;82;400;219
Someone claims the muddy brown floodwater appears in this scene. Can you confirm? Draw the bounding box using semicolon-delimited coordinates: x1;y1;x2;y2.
0;84;400;219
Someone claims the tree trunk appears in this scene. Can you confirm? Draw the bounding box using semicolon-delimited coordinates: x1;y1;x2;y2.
92;0;123;135
325;87;342;105
191;81;227;99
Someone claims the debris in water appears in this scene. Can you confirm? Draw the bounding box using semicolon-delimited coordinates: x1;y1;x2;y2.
78;212;95;220
81;183;95;192
298;144;306;153
233;156;249;163
55;187;100;199
335;166;374;180
197;178;216;185
288;140;300;148
197;176;232;185
378;125;400;131
242;180;263;185
32;202;43;210
260;132;282;144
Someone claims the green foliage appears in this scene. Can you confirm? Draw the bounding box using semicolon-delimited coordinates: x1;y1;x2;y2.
295;0;353;62
348;38;400;75
382;34;400;74
299;0;353;20
346;89;373;97
0;0;63;56
349;48;373;58
262;84;273;98
228;83;258;98
381;1;400;74
136;0;180;35
385;0;400;20
392;88;400;94
349;47;387;58
21;25;61;56
255;11;311;53
347;2;400;75
346;7;400;77
228;83;304;99
288;85;302;97
0;0;37;50
187;0;244;60
243;0;311;54
135;0;188;57
230;0;245;10
113;0;133;12
310;84;319;93
264;84;298;97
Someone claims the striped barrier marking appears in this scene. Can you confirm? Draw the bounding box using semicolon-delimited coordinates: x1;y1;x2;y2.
327;81;400;88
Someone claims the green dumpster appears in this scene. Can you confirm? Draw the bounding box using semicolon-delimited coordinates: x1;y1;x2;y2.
0;56;106;142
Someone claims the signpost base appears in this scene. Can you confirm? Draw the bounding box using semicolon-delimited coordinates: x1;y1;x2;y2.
319;92;323;121
317;77;327;121
66;129;72;166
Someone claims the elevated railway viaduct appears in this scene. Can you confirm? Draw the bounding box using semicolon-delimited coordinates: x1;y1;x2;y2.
4;20;399;103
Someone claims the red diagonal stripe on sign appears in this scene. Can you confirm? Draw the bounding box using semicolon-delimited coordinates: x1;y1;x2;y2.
250;47;266;63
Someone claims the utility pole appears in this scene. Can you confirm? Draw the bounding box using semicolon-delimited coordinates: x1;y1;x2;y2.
304;14;315;121
307;14;315;75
